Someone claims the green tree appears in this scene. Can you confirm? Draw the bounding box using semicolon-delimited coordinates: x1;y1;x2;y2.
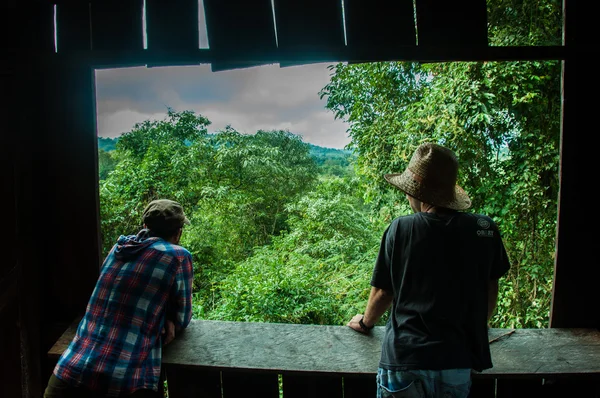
210;176;383;324
99;110;211;256
182;127;319;310
98;148;117;180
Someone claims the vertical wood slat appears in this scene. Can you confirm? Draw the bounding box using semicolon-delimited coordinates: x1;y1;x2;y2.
343;374;376;398
550;0;600;331
90;0;143;51
0;301;22;397
343;0;416;50
16;2;54;52
15;60;48;398
166;367;221;398
203;0;277;72
468;378;495;398
222;371;279;398
41;62;101;320
414;0;487;48
541;378;600;398
282;374;343;398
2;41;24;396
56;2;92;52
273;0;345;55
145;0;199;51
496;378;544;397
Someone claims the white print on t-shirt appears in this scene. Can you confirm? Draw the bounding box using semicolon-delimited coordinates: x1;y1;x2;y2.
476;217;493;237
477;218;491;229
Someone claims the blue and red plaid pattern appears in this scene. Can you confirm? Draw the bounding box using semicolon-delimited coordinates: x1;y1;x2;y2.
53;233;193;396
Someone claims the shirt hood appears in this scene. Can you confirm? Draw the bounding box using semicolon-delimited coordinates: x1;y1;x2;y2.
114;229;162;261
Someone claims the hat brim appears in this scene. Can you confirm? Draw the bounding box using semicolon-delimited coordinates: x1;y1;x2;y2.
384;171;471;210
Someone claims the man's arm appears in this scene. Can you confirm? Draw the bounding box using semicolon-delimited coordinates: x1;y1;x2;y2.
487;278;500;324
169;254;194;332
347;287;393;334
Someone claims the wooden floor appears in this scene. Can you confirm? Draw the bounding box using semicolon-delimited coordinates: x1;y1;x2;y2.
48;319;600;397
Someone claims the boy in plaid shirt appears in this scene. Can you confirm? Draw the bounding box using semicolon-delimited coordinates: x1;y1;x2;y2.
44;199;194;397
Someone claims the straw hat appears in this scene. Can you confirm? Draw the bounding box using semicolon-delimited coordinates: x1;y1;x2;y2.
384;143;471;210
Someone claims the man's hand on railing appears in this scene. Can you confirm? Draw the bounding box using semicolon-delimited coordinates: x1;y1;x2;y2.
162;319;176;345
347;314;372;334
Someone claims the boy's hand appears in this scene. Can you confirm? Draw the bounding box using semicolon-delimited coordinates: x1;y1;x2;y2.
347;314;370;334
162;320;176;345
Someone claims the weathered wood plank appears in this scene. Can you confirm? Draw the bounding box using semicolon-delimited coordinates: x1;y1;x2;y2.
484;328;600;377
282;373;343;398
162;320;382;374
161;322;600;378
49;321;600;380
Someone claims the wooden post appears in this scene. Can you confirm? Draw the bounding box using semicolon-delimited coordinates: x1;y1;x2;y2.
550;0;599;328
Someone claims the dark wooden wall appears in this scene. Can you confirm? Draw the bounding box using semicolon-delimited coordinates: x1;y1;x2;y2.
2;0;595;396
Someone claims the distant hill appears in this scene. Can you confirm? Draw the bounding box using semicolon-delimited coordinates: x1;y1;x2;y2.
97;137;352;160
98;137;118;152
97;136;354;178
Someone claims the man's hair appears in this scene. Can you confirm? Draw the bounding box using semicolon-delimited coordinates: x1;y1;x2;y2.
147;225;181;240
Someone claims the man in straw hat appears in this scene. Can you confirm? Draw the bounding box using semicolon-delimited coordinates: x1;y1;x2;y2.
44;199;194;397
347;143;510;397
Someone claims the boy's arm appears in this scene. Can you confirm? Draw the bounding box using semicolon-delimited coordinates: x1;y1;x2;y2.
169;253;194;331
347;287;393;334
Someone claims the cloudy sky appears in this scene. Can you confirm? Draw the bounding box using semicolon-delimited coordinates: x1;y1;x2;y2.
95;62;351;149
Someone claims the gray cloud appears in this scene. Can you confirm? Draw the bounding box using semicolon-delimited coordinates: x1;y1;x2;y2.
95;63;350;149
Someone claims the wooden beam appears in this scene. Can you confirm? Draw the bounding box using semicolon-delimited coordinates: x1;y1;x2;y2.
32;45;568;70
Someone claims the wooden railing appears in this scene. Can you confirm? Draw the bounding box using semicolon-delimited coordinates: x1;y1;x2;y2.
48;320;600;397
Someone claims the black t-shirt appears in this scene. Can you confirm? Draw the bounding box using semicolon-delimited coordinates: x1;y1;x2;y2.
371;211;510;372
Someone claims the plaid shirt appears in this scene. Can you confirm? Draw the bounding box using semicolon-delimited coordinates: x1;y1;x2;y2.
53;231;193;395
